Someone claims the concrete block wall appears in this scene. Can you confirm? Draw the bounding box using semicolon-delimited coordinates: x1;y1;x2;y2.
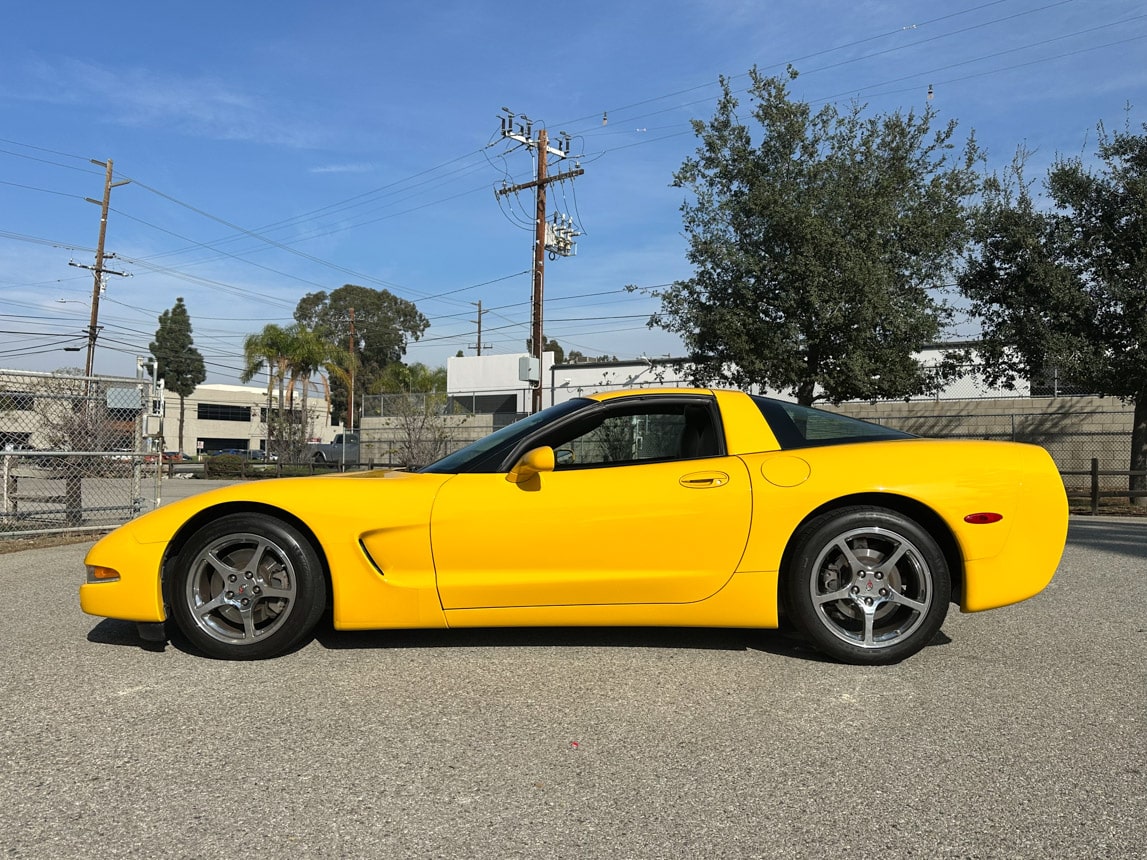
829;395;1135;488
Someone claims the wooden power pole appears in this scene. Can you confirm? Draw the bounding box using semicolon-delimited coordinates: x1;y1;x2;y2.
73;159;130;377
495;113;583;412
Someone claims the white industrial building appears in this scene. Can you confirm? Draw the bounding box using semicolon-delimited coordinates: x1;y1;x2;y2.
445;345;1028;413
155;383;337;455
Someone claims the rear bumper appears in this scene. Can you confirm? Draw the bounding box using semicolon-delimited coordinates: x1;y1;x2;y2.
961;449;1068;612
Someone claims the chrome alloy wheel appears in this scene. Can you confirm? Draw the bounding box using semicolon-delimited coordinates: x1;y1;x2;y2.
808;526;934;650
185;532;299;646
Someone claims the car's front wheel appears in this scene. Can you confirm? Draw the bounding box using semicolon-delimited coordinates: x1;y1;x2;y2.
785;506;951;665
170;513;326;659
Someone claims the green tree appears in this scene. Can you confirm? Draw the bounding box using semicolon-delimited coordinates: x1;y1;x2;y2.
149;297;206;454
566;350;618;363
376;363;460;469
376;361;448;394
283;326;333;458
959;125;1147;499
652;68;980;405
525;335;565;364
242;323;332;460
295;284;429;421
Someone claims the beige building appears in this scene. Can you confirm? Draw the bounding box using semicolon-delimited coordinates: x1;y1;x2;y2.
158;383;338;455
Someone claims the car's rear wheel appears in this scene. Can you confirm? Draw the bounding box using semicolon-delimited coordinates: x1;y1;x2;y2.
785;506;950;665
170;513;326;660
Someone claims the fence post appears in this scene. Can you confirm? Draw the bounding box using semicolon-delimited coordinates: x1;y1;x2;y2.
65;474;83;526
2;456;13;516
1091;458;1100;516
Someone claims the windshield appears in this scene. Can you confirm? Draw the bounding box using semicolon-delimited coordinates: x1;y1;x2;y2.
420;398;594;474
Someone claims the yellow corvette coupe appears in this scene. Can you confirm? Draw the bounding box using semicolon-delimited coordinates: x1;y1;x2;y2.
81;388;1068;664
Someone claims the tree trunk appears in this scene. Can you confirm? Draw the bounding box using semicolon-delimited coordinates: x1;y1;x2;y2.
1131;387;1147;506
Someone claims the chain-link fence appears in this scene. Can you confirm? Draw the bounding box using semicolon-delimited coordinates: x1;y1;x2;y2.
5;366;1142;536
359;392;517;471
1;369;160;537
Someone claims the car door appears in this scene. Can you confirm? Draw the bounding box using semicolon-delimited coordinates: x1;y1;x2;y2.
431;396;753;609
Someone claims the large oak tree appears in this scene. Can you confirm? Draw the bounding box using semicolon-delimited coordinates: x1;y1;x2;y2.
295;284;428;422
653;68;980;405
960;125;1147;498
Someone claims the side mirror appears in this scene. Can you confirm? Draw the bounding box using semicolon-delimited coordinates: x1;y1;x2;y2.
506;446;555;484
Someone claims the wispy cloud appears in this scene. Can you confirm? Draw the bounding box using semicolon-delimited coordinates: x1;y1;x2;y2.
16;57;323;148
308;163;376;174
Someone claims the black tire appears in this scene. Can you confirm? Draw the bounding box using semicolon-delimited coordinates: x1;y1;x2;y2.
170;513;326;660
312;451;327;464
784;506;950;665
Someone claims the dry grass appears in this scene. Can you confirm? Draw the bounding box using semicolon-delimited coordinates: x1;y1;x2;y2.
0;531;104;555
1069;504;1147;517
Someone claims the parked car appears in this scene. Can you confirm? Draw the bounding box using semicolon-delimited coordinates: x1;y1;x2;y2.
80;388;1068;664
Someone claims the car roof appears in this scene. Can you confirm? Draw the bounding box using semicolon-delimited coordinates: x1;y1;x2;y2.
587;387;714;403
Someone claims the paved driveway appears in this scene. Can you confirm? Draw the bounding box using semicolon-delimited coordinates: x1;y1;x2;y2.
0;518;1143;858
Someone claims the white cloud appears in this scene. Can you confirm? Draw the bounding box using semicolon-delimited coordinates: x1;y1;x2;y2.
308;163;376;175
17;57;324;148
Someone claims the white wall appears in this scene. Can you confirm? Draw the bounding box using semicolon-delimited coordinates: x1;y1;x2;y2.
446;347;1029;410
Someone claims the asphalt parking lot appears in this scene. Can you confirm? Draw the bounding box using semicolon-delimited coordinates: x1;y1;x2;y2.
0;518;1142;858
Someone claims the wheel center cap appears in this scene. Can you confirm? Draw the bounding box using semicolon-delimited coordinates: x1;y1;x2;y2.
852;569;888;608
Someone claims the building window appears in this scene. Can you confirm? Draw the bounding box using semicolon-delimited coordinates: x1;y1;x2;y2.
197;403;254;422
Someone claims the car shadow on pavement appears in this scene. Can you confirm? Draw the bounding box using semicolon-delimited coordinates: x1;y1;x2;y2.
314;624;834;662
87;618;168;653
85;618;951;663
84;616;826;661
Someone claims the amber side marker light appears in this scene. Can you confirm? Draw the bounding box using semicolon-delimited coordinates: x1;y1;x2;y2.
964;512;1004;525
86;565;120;583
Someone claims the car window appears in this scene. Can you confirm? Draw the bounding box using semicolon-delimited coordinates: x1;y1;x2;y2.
421;398;593;474
751;396;913;449
532;399;723;470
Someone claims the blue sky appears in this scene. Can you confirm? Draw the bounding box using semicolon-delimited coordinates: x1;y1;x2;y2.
2;0;1144;384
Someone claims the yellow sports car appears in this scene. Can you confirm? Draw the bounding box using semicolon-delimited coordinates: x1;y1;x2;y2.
81;388;1068;664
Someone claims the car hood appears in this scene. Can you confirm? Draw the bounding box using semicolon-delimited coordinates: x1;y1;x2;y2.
114;469;452;545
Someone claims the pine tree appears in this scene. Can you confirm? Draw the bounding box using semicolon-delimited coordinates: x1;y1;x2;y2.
149;297;206;455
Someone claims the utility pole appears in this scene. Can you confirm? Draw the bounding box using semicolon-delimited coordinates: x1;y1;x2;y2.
340;307;356;467
469;300;490;355
348;307;356;429
495;111;583;412
76;159;130;377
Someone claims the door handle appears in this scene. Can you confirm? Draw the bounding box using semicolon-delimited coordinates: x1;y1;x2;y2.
679;471;729;488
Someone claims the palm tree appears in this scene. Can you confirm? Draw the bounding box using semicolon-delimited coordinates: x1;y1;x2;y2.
284;326;332;440
242;324;332;459
242;324;292;408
